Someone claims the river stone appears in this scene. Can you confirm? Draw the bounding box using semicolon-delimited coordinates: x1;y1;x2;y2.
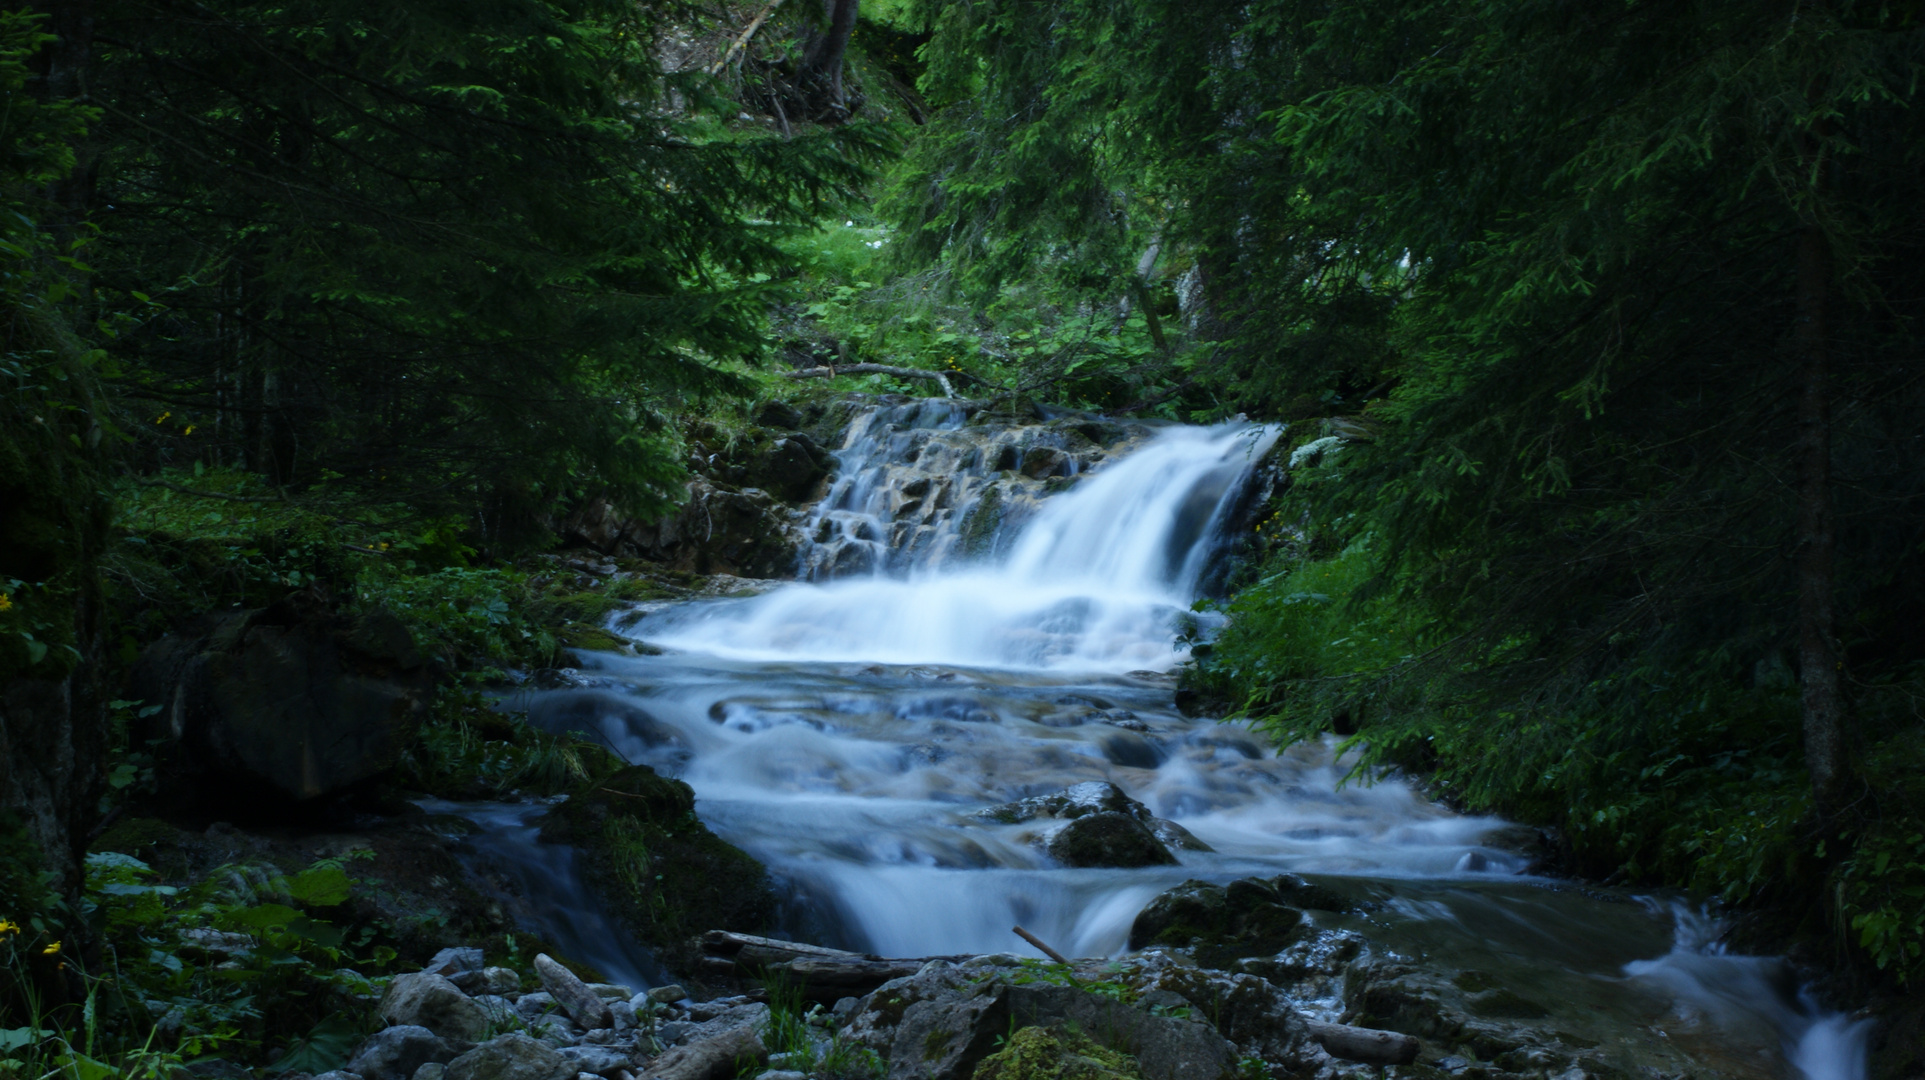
1046;812;1179;868
444;1035;575;1080
452;967;521;996
381;973;494;1044
421;948;484;981
534;954;613;1030
554;1046;630;1075
345;1025;459;1080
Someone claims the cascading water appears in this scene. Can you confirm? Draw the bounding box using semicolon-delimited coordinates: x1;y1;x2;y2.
498;401;1867;1080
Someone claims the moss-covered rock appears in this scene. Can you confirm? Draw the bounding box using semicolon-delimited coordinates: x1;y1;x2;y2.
1128;876;1319;967
538;765;775;964
972;1026;1144;1080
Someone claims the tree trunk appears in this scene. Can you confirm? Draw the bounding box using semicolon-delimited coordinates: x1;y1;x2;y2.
799;0;859;116
1794;154;1847;817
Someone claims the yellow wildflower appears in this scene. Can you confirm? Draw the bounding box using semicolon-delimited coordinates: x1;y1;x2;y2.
41;940;60;956
155;411;171;424
0;918;19;935
184;425;196;435
0;593;12;612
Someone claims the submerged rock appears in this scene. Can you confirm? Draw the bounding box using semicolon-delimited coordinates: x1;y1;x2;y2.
1046;812;1179;869
1127;875;1352;964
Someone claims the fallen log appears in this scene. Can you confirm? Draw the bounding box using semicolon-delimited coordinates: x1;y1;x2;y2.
697;931;964;1001
1306;1021;1419;1065
700;930;873;962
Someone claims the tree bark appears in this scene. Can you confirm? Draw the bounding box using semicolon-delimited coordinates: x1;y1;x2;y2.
1794;133;1847;817
798;0;859;116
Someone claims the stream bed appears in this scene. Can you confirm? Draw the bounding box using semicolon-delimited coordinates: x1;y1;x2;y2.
488;401;1867;1079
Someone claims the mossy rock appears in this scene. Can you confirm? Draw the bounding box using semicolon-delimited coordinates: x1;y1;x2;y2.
556;624;631;653
971;1026;1144;1080
1128;877;1307;967
90;816;186;860
539;766;775;963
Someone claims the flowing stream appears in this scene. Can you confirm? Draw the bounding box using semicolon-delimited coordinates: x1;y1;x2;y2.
490;401;1868;1079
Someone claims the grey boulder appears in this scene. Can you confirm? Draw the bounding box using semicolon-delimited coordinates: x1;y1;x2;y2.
346;1026;460;1080
534;953;613;1030
380;973;494;1044
443;1035;576;1080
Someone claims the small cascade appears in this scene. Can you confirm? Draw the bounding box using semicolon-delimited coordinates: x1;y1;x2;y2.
485;397;1871;1080
636;416;1276;670
793;398;1151;581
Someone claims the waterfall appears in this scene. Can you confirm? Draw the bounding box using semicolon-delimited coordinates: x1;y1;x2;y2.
632;413;1275;670
492;399;1868;1080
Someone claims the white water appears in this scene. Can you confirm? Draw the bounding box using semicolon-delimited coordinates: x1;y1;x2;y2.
642;420;1273;670
510;406;1868;1079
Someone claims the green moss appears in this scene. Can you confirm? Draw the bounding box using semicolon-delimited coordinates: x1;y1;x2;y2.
959;484;1005;559
539;766;776;961
90;816;184;860
397;690;623;798
971;1026;1144;1080
556;624;632;653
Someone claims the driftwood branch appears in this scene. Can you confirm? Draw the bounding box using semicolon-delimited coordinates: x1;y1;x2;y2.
785;363;956;399
1011;925;1070;964
708;0;790;76
1306;1021;1419;1065
696;931;961;1002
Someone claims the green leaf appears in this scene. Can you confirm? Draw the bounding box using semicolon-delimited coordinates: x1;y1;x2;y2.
286;866;351;907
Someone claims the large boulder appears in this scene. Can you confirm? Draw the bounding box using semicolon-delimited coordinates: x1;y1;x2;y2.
129;595;433;802
1046;812;1179;869
345;1025;460;1080
1128;877;1331;967
379;973;494;1044
538;766;775;963
443;1034;575;1080
875;976;1237;1080
558;482;799;578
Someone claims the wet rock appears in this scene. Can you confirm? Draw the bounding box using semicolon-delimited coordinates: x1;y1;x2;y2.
128;596;434;803
748;434;834;503
345;1026;460;1080
1098;732;1167;769
538;766;775;960
754;400;805;431
413;1064;446;1080
1019;446;1069;479
647;985;687;1005
443;1034;576;1080
535;953;613;1030
1047;812;1179;869
1127;878;1310;961
381;973;494;1044
977;781;1212;854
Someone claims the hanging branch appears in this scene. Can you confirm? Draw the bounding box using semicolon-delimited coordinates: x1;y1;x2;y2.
708;0;791;76
786;363;962;399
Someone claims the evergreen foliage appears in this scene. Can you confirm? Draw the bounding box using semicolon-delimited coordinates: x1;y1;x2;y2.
87;0;883;547
901;0;1925;979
